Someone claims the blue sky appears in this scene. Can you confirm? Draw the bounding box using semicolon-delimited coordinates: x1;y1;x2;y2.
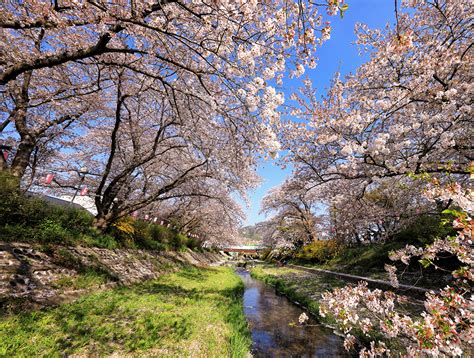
244;0;396;226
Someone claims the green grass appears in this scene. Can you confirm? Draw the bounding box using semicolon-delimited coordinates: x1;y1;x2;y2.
0;267;251;357
290;240;416;279
291;239;456;288
314;241;404;277
291;214;456;280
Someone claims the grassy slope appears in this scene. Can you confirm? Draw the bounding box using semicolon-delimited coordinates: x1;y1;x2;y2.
0;267;251;357
292;241;454;289
291;215;457;285
304;241;404;278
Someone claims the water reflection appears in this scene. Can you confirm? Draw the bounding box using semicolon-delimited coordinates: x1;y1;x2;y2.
236;269;351;358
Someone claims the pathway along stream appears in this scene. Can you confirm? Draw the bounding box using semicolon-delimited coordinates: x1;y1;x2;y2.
236;269;351;357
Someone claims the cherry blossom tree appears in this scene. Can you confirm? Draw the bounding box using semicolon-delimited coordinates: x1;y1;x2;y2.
1;1;348;239
281;0;472;243
320;184;473;356
0;36;102;184
261;178;322;248
323;177;439;243
276;0;473;354
38;68;258;230
156;185;246;245
1;0;345;162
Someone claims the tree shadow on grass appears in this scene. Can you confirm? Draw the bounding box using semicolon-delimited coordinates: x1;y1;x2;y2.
175;266;220;281
1;267;242;355
132;281;240;303
5;288;191;355
134;281;203;300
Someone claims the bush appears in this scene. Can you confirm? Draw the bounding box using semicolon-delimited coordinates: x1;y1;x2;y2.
0;224;36;242
108;218;187;251
185;236;202;251
110;217;135;242
131;220;163;250
55;207;94;232
80;232;119;249
126;220;197;251
294;239;343;264
170;233;188;251
34;219;70;244
392;214;455;246
0;172;201;251
0;171;29;225
148;224;173;244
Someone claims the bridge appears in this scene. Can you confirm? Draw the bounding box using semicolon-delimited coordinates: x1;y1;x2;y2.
221;245;266;255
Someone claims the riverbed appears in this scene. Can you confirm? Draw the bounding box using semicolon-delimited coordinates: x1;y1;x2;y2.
236;269;350;357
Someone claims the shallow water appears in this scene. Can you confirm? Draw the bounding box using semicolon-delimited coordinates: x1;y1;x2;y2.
236;269;350;358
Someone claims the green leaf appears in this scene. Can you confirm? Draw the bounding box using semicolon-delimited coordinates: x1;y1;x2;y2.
442;209;466;219
442;209;457;215
440;218;450;226
419;258;431;268
338;4;349;19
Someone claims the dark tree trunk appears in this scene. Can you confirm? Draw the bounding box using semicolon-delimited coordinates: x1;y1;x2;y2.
0;156;8;171
10;136;35;180
92;214;113;232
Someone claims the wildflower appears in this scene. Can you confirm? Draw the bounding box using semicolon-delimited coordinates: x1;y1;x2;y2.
298;312;309;324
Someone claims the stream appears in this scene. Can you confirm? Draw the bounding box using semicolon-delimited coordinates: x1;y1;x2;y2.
236;269;350;357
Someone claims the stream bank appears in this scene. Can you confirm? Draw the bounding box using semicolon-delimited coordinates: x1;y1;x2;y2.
0;241;224;313
236;269;349;357
0;266;250;357
249;264;424;354
250;265;346;322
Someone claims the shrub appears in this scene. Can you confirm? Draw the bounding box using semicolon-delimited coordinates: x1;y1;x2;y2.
148;224;173;245
0;172;200;251
171;233;188;251
109;219;177;250
111;217;135;238
392;214;456;246
55;207;94;232
295;239;343;264
186;236;202;251
0;171;28;225
80;232;119;249
34;219;70;244
0;224;36;242
131;220;162;250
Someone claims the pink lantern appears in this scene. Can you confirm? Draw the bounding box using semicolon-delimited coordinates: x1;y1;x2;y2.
45;173;55;184
132;211;138;218
145;214;150;221
153;217;157;223
2;151;8;161
80;186;88;196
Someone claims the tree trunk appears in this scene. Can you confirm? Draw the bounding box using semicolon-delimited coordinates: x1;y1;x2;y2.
92;214;112;232
0;156;8;171
10;136;35;180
